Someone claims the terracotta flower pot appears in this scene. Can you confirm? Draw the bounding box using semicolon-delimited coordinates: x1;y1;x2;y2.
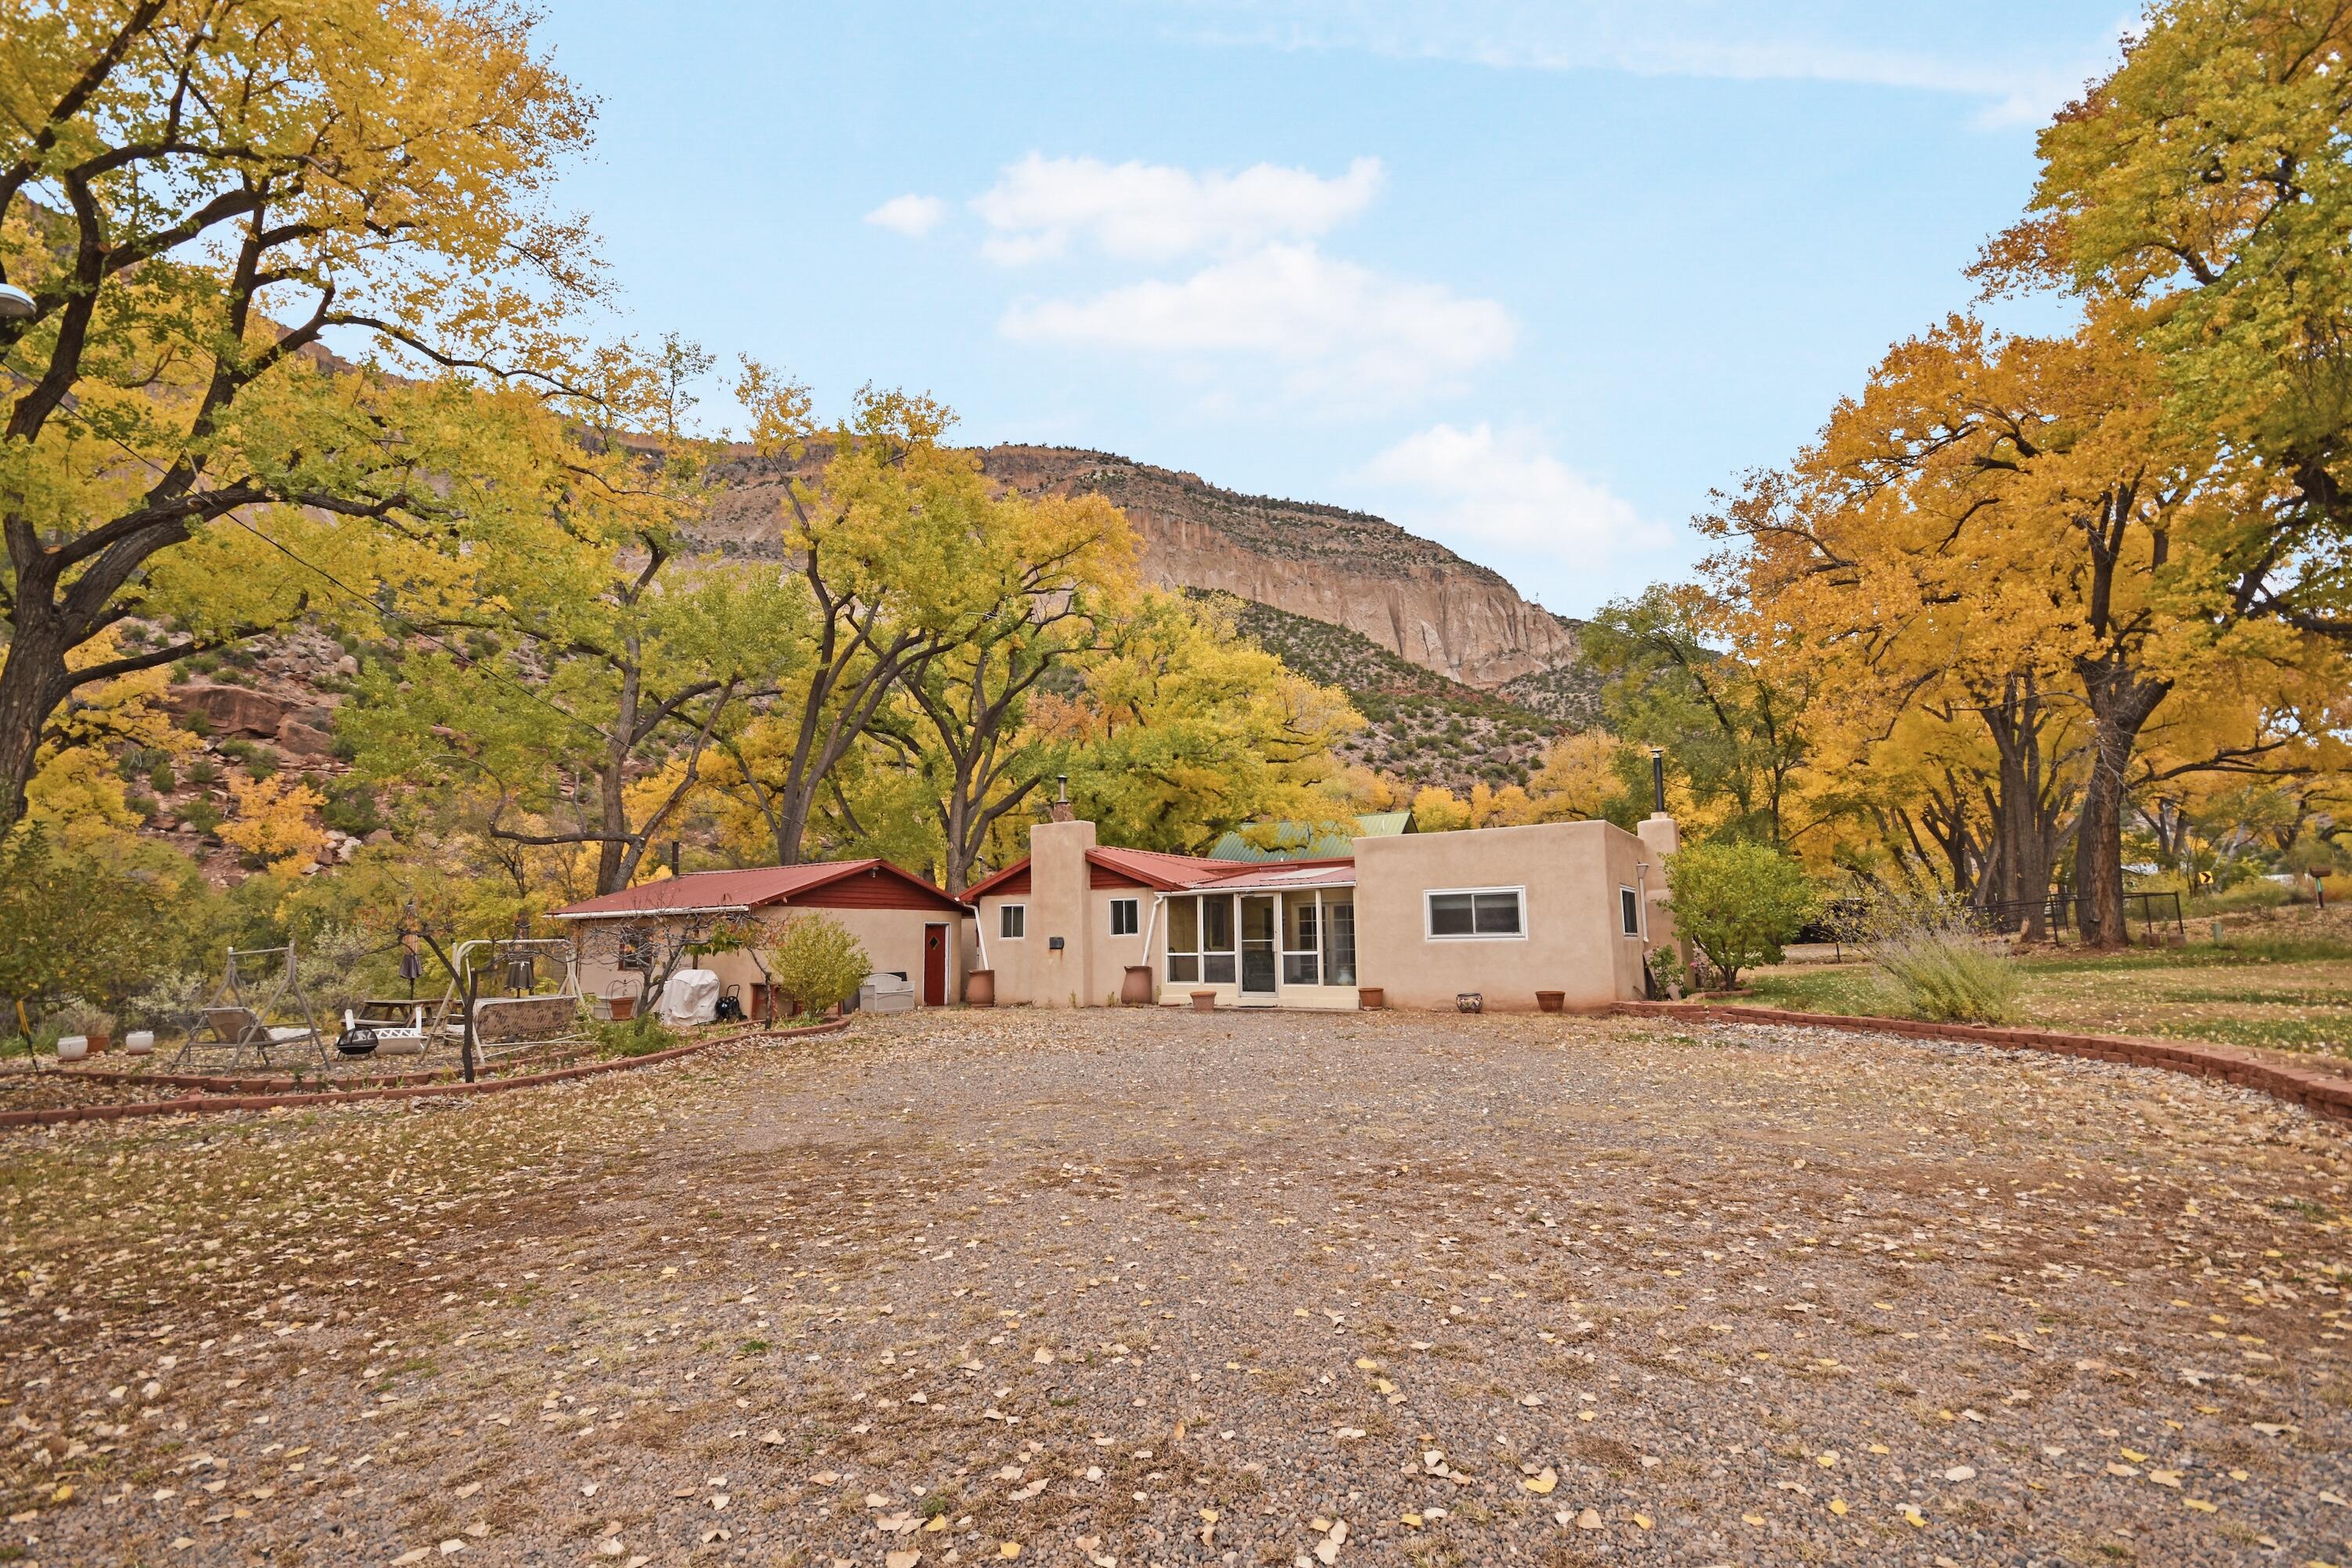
1536;990;1566;1014
607;996;636;1022
1120;965;1155;1005
85;1033;111;1054
1189;989;1217;1013
965;968;995;1007
1357;987;1384;1011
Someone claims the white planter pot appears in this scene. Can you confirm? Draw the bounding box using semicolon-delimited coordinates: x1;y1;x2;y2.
125;1030;155;1056
56;1035;89;1063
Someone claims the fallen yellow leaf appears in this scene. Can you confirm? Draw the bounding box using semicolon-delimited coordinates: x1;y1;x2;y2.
998;1544;1022;1559
2183;1498;2218;1514
1521;1468;1558;1496
1828;1499;1849;1517
1632;1512;1653;1529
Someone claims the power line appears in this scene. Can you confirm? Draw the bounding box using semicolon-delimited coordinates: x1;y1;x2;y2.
221;513;614;745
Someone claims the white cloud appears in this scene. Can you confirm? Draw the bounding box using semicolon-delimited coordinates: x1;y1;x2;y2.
1170;2;2122;128
1000;242;1513;409
865;194;949;238
1358;423;1659;557
974;153;1383;264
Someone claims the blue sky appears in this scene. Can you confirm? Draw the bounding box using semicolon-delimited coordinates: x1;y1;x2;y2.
537;1;2129;618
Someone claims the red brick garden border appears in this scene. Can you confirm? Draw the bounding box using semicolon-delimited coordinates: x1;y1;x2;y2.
0;1018;850;1131
1610;1000;2352;1123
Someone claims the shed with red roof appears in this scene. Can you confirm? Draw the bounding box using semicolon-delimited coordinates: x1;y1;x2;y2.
551;859;967;1018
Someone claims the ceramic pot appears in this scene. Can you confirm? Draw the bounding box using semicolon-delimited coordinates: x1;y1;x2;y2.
1357;987;1384;1011
125;1030;155;1055
1120;965;1155;1005
607;996;636;1022
1189;989;1217;1013
56;1035;88;1063
964;969;995;1007
1536;991;1566;1014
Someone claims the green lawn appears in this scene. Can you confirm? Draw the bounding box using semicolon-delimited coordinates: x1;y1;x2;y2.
1743;931;2352;1058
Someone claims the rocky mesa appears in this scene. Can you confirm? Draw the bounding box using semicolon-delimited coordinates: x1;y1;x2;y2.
684;441;1590;693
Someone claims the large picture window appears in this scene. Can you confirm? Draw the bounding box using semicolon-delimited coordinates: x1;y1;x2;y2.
999;903;1026;940
1426;887;1526;939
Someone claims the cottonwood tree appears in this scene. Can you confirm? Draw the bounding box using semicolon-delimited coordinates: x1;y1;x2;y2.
1029;591;1361;856
710;372;1109;869
1997;0;2352;645
0;0;602;832
1716;317;2343;944
901;490;1133;895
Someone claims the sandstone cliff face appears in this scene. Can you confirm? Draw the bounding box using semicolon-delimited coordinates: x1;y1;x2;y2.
980;447;1584;691
681;441;1587;692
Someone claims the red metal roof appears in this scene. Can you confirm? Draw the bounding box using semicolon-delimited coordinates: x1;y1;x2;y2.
964;846;1356;899
550;859;964;919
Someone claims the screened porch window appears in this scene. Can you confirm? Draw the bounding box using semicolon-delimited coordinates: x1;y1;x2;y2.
1164;895;1237;985
1282;893;1320;985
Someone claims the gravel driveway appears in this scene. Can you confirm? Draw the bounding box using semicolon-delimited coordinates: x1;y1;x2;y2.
3;1009;2347;1568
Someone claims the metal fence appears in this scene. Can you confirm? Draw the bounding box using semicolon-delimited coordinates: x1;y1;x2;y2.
1976;890;2184;942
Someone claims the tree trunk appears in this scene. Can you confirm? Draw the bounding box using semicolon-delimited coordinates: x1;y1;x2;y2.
1979;676;2065;942
0;617;71;835
2074;658;2169;948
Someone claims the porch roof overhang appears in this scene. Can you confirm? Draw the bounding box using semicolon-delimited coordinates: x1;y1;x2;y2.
1172;866;1357;895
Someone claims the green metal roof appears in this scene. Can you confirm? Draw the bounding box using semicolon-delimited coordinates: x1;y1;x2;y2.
1206;810;1416;862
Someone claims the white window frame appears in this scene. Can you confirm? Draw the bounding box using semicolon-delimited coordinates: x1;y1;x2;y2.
1424;885;1528;941
1109;897;1140;937
1619;885;1643;938
999;902;1026;940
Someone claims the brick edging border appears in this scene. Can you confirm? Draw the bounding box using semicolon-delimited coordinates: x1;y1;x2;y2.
1609;1000;2352;1123
0;1019;851;1131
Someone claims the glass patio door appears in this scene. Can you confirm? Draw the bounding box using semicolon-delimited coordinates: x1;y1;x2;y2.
1239;895;1278;996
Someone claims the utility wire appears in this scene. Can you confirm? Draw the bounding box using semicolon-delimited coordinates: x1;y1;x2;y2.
222;512;613;745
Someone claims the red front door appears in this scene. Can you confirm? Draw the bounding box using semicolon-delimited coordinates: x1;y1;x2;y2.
922;924;947;1007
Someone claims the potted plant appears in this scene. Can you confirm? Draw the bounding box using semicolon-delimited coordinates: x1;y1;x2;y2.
50;996;114;1055
125;970;206;1058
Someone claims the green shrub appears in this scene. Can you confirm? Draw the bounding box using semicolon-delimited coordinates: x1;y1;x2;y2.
595;1012;673;1057
1853;891;2020;1025
180;798;223;835
184;757;222;786
1664;840;1820;989
147;760;177;793
766;912;870;1017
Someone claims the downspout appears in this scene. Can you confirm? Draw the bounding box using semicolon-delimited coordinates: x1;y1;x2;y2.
1141;893;1167;996
974;908;991;974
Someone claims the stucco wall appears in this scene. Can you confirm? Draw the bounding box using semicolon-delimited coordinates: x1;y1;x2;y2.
978;884;1157;1007
1353;820;1653;1011
571;903;961;1014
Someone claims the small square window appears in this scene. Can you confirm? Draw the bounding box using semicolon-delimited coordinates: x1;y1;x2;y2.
1109;897;1140;936
1621;886;1642;937
1000;904;1026;940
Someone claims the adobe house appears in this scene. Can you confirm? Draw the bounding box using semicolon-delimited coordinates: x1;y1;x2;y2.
552;860;968;1018
964;804;1681;1012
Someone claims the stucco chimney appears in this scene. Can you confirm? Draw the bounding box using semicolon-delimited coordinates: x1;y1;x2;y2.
1029;814;1096;1008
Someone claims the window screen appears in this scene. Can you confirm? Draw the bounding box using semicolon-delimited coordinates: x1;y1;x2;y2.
1428;889;1523;938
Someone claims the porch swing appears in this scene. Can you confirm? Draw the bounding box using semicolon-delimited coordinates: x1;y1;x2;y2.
172;943;330;1071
